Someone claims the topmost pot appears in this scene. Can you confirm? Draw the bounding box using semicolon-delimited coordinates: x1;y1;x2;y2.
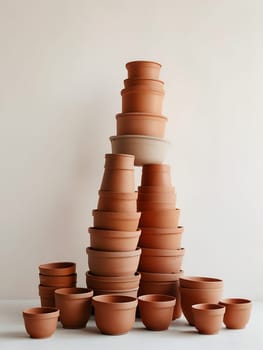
126;61;161;80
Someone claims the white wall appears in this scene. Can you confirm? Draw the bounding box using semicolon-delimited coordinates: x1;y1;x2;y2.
0;0;262;300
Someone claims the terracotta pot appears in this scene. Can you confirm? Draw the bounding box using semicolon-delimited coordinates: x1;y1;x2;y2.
55;288;93;329
138;185;175;194
124;78;164;91
92;210;141;231
110;135;170;166
180;286;223;325
180;276;223;289
126;61;161;79
86;271;141;291
92;288;138;298
39;262;76;276
137;200;176;211
87;247;141;276
138;294;175;331
140;271;183;282
104;153;135;170
121;87;164;114
100;168;135;192
219;298;252;329
23;307;59;338
192;304;225;334
139;208;180;228
92;295;138;335
139;226;184;250
38;285;58;307
137;190;176;203
139;248;184;273
141;164;171;186
88;227;141;251
39;273;77;288
116;112;167;138
97;190;137;212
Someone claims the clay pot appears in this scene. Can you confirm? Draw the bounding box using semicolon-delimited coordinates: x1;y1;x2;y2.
139;248;184;273
138;294;175;331
192;304;225;335
110;135;170;166
126;61;161;79
92;294;138;335
92;288;138;298
39;262;76;276
38;285;58;307
139;226;184;250
180;286;223;325
88;227;141;251
87;247;141;276
124;78;164;91
55;288;93;329
116;112;167;138
86;271;141;291
92;210;141;231
23;307;59;338
141;164;172;186
97;190;137;212
138;185;175;194
219;298;252;329
39;273;77;288
180;276;223;289
139;208;180;228
104;153;135;169
137;200;176;211
137;190;176;203
100;168;135;192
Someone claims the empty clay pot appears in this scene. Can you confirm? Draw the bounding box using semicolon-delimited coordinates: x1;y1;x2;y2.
86;271;141;291
139;248;184;273
55;288;93;329
38;285;58;307
92;294;138;335
97;190;138;212
139;208;180;228
139;226;184;250
104;153;135;170
87;247;141;276
110;135;170;166
100;168;135;192
138;294;176;331
92;210;141;231
192;303;225;335
88;227;141;251
141;164;172;186
219;298;252;329
124;78;164;91
180;276;223;289
116;112;167;138
39;273;77;288
126;61;161;80
39;262;76;276
92;288;138;298
23;307;59;338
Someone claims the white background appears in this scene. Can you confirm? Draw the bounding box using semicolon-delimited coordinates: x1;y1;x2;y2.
0;0;262;300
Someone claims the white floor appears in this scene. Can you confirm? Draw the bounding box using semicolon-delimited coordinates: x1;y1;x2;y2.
0;300;262;350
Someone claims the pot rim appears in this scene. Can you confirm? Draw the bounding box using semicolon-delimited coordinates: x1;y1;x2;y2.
23;307;59;319
140;270;183;282
92;294;138;306
86;247;141;257
92;209;141;219
138;293;176;306
192;303;225;311
141;247;184;257
121;87;164;96
126;60;161;68
54;287;93;299
179;286;223;292
219;298;252;306
123;78;164;85
110;135;170;143
98;190;138;199
86;271;141;281
88;227;141;236
141;226;184;235
38;262;76;276
180;276;223;284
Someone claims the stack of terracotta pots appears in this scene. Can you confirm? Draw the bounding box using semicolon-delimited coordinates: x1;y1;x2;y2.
86;153;141;297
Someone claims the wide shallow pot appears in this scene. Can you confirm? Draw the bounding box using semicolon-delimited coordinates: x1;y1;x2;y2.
110;135;170;166
39;262;76;276
87;247;141;276
179;276;223;289
139;248;184;273
92;295;138;335
88;227;141;251
124;78;164;91
100;168;135;192
126;61;161;79
138;294;175;331
139;208;180;228
39;273;77;288
116;112;167;138
23;307;59;339
86;271;141;291
104;153;135;170
141;164;171;186
139;226;184;249
92;210;141;231
180;286;223;325
55;288;93;329
97;190;138;212
92;288;138;298
219;298;252;329
192;303;225;335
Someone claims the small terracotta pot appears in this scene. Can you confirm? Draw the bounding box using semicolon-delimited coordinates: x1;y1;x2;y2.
86;271;141;291
138;185;175;194
138;294;175;331
139;208;180;228
116;112;167;138
100;168;135;192
139;226;184;250
92;210;141;231
92;294;138;335
219;298;252;329
192;304;225;335
92;288;138;298
88;227;141;251
104;153;135;170
141;164;171;186
55;288;93;329
126;61;161;79
139;248;184;273
97;190;137;212
179;276;223;289
23;307;59;338
124;78;164;91
87;247;141;276
39;273;77;288
39;262;76;276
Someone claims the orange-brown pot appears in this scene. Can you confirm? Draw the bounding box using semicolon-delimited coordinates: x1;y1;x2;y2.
124;78;164;91
86;271;141;291
179;276;223;289
38;285;58;307
192;303;225;334
141;164;172;186
139;208;180;228
104;153;135;170
139;226;184;250
126;61;161;80
219;298;252;329
139;248;184;273
138;185;175;194
23;307;59;338
39;273;77;288
97;190;137;212
39;262;76;276
92;210;141;231
100;168;135;192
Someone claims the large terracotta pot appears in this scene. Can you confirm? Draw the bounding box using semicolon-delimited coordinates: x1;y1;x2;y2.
86;271;141;291
139;226;184;250
97;190;137;212
126;61;161;79
92;210;141;231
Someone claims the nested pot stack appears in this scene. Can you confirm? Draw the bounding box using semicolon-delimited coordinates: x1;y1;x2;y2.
87;153;141;297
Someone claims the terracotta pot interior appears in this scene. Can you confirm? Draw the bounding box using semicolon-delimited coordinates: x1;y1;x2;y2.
139;294;175;303
193;303;225;311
